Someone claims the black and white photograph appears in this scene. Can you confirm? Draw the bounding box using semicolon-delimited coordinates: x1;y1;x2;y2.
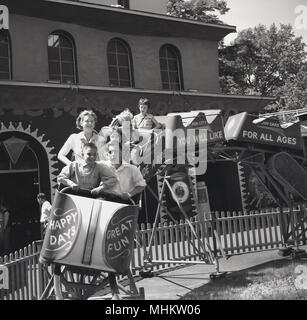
0;0;307;306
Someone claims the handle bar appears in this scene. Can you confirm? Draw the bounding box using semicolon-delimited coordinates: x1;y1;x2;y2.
59;186;135;205
60;186;91;196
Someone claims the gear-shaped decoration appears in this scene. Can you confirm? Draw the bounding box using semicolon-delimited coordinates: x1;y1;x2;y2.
237;162;248;211
0;121;58;201
188;164;198;215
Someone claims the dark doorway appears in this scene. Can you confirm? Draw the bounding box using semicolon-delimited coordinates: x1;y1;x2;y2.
0;171;40;252
200;161;243;212
0;133;48;254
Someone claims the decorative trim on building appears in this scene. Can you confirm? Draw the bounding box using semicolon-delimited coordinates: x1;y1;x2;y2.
237;162;248;211
0;80;276;101
0;121;58;201
43;0;237;31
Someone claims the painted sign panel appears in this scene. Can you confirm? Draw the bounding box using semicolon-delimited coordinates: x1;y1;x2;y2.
187;112;225;144
159;112;225;150
162;165;196;221
225;112;302;150
40;192;81;262
40;191;139;273
104;206;138;274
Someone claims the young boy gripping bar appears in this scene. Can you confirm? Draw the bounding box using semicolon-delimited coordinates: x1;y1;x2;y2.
57;142;117;195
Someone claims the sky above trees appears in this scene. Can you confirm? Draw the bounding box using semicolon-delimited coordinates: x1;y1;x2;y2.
172;1;307;110
222;0;307;46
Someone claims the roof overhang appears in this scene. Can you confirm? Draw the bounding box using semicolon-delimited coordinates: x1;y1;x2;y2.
181;92;276;113
0;81;275;114
3;0;236;41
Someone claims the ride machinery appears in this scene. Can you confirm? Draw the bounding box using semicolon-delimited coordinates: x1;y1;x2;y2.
223;112;307;256
39;110;307;299
135;110;307;274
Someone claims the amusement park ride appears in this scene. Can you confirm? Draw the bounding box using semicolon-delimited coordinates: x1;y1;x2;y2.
38;109;307;299
222;112;307;257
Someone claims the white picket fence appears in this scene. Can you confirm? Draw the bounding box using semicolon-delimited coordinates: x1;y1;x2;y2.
1;208;306;300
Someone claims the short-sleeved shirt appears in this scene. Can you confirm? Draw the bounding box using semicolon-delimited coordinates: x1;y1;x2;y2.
40;201;52;224
103;161;146;195
132;113;157;130
57;161;117;191
59;131;107;162
103;161;146;194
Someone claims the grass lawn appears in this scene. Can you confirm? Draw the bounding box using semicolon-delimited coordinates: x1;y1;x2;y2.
182;254;307;300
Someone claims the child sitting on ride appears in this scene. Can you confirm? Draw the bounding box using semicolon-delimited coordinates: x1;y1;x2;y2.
109;108;140;144
110;108;133;128
101;108;143;164
132;98;162;131
57;142;117;196
100;141;146;203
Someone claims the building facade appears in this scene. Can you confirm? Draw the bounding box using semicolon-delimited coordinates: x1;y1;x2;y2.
0;0;274;252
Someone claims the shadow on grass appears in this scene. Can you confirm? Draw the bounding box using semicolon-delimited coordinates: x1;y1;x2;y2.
180;255;307;300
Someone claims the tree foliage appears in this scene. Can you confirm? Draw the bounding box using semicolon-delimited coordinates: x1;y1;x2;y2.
167;1;307;111
277;63;307;111
167;0;229;24
219;24;307;110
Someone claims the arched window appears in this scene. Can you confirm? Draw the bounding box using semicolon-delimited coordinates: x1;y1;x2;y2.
107;38;134;88
159;44;184;91
48;31;77;84
0;30;11;80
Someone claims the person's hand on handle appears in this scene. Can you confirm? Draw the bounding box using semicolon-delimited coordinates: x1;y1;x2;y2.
71;185;80;192
120;192;132;200
91;185;105;196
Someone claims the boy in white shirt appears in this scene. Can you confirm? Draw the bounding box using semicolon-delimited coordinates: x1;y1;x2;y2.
102;142;146;202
